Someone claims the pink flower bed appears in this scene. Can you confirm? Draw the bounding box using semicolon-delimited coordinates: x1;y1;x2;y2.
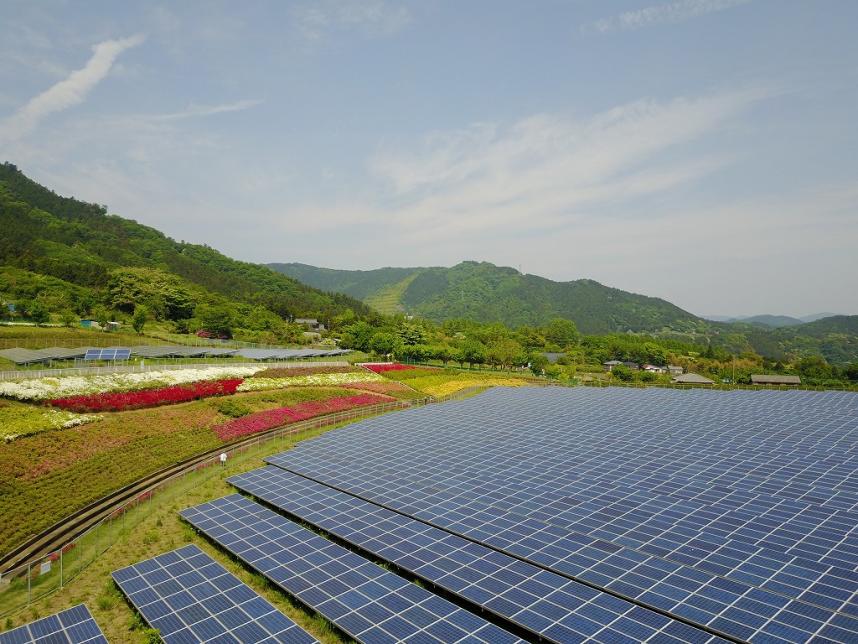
212;393;388;441
363;363;417;373
49;379;243;413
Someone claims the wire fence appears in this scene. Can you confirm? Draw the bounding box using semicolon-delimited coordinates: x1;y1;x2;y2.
0;361;350;382
0;397;438;619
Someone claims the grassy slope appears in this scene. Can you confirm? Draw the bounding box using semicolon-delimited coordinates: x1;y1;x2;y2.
363;272;421;315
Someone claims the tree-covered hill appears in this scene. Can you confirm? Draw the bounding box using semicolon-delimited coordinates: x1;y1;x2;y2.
270;260;706;334
0;162;371;327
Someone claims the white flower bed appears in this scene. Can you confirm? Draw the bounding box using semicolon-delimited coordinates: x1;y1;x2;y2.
238;371;384;392
0;366;267;402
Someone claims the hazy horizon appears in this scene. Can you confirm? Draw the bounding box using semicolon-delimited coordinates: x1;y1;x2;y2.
2;0;856;318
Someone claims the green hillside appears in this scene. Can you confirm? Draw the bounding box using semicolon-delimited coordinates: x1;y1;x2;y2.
0;163;372;329
270;260;706;334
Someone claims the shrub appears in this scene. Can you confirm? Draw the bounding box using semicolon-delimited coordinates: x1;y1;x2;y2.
215;398;252;418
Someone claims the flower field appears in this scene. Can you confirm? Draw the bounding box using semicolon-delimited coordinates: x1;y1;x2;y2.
419;376;532;397
0;366;265;402
0;386;360;554
340;380;423;398
0;400;101;442
49;379;243;413
237;371;384;392
253;365;358;378
362;363;420;373
212;393;388;441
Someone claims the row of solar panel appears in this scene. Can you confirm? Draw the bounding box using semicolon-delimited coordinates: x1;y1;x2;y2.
227;468;725;644
0;605;106;644
0;345;351;364
261;386;858;643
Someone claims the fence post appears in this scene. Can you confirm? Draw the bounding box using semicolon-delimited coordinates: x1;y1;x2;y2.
60;548;63;588
27;562;31;605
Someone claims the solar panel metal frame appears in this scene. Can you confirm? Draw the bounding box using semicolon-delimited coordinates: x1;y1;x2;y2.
112;544;317;644
181;494;524;644
0;604;107;644
265;387;858;644
231;465;727;644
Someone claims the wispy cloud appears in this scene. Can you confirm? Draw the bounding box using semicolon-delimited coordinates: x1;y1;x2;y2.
0;34;145;145
152;100;263;121
292;0;412;41
590;0;751;33
364;87;770;241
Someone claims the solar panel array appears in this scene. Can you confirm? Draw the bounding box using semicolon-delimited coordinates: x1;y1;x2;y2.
181;494;523;643
0;605;107;644
0;345;351;364
231;466;725;643
264;387;858;643
83;348;131;361
112;544;317;643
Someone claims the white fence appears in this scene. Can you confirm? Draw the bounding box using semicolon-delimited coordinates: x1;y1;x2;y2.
0;361;349;382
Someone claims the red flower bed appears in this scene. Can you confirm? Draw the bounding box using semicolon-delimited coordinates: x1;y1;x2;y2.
212;393;387;441
49;379;243;413
363;363;418;373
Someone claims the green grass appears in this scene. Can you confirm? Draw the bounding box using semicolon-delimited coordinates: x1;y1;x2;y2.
364;272;420;315
0;417;362;642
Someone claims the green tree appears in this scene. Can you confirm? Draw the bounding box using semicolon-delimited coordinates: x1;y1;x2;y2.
60;310;77;328
544;318;580;348
487;338;524;370
611;365;634;382
369;332;399;356
529;352;549;376
196;304;234;337
458;340;487;367
28;301;50;325
132;305;148;334
396;322;426;346
93;305;109;330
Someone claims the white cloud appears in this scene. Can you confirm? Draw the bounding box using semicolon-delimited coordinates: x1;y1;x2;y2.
364;88;770;241
0;35;145;145
293;0;412;41
590;0;751;33
152;100;263;121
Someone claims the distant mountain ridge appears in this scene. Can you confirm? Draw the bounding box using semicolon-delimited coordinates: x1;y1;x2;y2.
270;261;706;334
705;313;845;328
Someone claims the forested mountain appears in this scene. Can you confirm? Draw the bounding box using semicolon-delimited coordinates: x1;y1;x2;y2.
270;261;706;334
0;163;371;328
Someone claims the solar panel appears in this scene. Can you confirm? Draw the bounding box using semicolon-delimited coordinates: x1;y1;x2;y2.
0;605;107;644
112;544;317;644
83;348;131;361
266;387;858;643
0;348;47;365
231;466;724;643
181;495;523;644
131;346;177;358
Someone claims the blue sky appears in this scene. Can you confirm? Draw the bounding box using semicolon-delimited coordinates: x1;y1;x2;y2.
2;0;856;317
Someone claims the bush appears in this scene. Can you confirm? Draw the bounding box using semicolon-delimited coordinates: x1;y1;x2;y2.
215;398;252;418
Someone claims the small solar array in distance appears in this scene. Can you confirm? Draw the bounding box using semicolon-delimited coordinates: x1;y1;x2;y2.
231;466;725;644
83;348;131;361
265;387;858;643
181;494;523;644
112;544;317;643
0;605;107;644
